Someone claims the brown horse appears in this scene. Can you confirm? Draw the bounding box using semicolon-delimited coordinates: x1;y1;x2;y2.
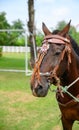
31;21;79;130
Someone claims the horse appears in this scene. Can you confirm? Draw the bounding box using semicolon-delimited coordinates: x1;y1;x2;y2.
30;21;79;130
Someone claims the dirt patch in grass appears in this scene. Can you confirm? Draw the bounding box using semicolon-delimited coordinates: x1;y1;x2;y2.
0;90;35;103
53;125;62;130
0;90;36;125
0;75;7;81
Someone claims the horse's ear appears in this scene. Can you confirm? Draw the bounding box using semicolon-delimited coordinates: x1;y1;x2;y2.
42;22;52;35
59;20;71;37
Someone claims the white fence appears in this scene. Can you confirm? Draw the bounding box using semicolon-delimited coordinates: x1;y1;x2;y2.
0;29;33;75
2;46;30;53
0;46;32;75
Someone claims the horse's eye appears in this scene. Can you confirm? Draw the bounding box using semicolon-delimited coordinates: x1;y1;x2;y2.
55;51;61;55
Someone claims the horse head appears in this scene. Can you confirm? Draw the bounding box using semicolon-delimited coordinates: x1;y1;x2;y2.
31;21;72;97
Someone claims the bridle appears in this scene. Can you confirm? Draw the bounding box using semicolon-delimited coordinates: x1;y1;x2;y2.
31;34;79;102
31;34;71;92
40;34;71;75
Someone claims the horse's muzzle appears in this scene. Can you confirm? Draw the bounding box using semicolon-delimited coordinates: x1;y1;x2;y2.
31;83;49;97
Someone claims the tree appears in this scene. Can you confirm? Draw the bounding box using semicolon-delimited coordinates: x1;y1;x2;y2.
36;32;43;46
0;13;25;46
12;19;24;29
0;12;10;29
0;12;10;45
56;20;67;30
8;19;25;46
27;0;37;68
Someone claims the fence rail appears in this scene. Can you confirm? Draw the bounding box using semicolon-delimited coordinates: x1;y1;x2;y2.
1;46;30;53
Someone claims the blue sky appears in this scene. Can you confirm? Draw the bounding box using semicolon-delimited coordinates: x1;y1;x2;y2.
0;0;79;31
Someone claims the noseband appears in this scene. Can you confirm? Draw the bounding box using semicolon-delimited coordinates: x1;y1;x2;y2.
31;34;71;89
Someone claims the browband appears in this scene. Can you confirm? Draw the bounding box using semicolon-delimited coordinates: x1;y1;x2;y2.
43;34;70;44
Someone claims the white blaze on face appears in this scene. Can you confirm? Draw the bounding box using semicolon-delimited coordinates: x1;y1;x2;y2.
40;44;49;53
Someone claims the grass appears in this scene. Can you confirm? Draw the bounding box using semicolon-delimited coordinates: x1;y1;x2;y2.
0;72;62;130
0;52;25;70
0;53;79;130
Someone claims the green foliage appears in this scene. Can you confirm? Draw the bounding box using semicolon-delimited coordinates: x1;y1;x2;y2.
12;19;24;29
36;33;44;46
0;32;8;45
0;12;25;46
15;36;25;46
8;19;25;46
75;32;79;45
0;12;10;29
7;32;25;46
56;20;67;30
0;12;10;46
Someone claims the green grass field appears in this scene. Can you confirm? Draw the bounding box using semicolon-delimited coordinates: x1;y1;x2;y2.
0;53;25;70
0;53;79;130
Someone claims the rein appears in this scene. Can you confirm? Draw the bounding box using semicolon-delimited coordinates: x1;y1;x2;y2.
50;77;79;102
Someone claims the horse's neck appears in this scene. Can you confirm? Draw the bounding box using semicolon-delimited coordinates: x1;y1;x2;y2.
61;49;79;95
57;50;79;104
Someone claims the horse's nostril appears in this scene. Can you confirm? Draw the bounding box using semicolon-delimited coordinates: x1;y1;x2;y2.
38;85;43;90
35;84;43;93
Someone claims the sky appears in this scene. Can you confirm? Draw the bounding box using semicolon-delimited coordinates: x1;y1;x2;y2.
0;0;79;32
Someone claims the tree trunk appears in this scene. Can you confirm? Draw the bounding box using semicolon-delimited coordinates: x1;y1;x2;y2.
27;0;37;68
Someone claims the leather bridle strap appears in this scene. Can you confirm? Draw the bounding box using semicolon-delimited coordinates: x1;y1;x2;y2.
43;34;70;44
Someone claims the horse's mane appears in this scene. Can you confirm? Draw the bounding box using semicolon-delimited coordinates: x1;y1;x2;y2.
52;30;79;56
69;36;79;56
